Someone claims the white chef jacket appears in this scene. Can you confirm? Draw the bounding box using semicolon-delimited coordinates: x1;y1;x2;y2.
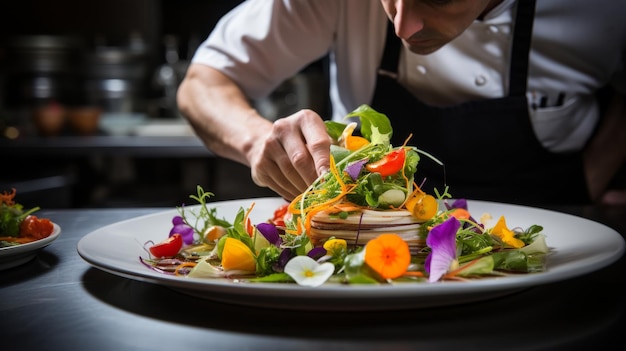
191;0;626;152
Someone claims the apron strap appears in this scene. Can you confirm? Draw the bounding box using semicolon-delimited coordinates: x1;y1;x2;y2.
508;0;536;97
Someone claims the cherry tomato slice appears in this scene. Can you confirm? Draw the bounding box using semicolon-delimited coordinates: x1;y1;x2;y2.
149;233;183;258
19;215;54;240
271;204;289;227
365;148;406;177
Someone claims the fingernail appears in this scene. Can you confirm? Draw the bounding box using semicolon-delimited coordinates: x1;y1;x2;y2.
318;167;329;176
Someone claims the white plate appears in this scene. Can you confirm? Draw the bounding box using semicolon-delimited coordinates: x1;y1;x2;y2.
77;198;625;310
0;223;61;270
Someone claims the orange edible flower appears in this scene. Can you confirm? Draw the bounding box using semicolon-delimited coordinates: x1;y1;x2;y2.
364;233;411;279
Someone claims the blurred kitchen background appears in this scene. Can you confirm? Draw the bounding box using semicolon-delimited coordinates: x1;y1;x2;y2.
0;0;330;208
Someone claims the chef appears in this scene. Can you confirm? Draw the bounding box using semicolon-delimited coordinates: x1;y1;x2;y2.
177;0;626;205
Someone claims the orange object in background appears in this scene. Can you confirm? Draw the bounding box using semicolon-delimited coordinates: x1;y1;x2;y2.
31;101;66;136
67;106;101;135
31;102;102;136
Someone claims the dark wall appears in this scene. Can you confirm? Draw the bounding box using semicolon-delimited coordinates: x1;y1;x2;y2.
0;0;243;52
0;0;244;108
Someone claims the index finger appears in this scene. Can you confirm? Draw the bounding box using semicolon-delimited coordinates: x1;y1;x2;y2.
300;112;331;177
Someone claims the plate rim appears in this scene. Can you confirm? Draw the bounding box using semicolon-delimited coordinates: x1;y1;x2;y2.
0;222;61;254
76;197;625;309
0;222;61;269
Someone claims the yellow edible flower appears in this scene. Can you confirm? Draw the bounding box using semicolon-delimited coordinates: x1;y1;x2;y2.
491;216;525;249
323;238;347;256
339;122;369;151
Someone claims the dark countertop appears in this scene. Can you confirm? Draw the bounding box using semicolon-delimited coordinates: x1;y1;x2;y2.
1;204;625;351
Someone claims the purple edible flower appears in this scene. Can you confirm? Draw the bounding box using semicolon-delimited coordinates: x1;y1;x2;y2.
445;198;481;231
445;198;468;211
451;198;468;210
307;246;327;260
344;159;368;181
425;217;460;282
169;215;195;245
272;248;294;272
256;222;282;246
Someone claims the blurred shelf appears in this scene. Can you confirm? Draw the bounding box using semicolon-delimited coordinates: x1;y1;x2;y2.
0;135;212;158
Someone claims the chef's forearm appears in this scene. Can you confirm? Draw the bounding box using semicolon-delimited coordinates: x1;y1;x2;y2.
177;64;272;166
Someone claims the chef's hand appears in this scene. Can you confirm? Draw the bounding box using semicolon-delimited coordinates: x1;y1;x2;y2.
177;64;331;201
246;109;331;201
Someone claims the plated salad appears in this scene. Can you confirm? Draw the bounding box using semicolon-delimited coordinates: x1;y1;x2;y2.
1;188;54;248
141;105;549;286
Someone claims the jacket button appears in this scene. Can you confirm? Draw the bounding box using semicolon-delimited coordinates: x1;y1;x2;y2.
475;75;487;86
416;65;427;74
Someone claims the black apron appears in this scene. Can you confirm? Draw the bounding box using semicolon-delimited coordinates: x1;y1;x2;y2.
370;0;589;206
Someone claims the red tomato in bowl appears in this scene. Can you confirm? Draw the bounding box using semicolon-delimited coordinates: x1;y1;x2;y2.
19;215;54;240
149;233;183;258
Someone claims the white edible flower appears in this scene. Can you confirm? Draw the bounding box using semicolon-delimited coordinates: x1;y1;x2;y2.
284;256;334;287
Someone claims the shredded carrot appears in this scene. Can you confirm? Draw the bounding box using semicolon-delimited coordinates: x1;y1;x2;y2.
397;134;418;210
401;271;425;277
287;154;358;235
174;262;197;276
0;236;36;244
328;152;347;191
324;202;362;214
398;157;410;208
402;133;413;147
443;258;481;279
302;185;357;234
283;212;308;235
288;189;326;215
0;188;16;206
287;137;421;236
401;181;426;209
303;160;355;216
243;202;256;237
